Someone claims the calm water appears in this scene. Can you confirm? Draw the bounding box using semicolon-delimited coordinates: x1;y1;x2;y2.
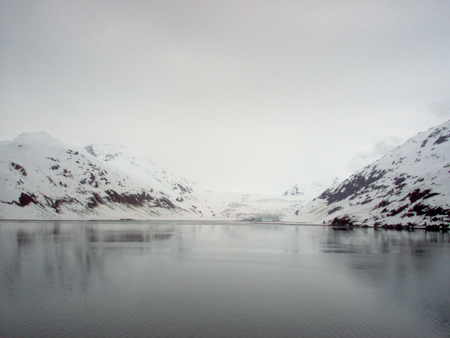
1;221;449;337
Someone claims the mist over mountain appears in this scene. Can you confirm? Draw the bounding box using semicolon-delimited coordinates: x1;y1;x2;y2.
0;132;209;220
2;120;450;226
0;132;302;220
297;120;450;227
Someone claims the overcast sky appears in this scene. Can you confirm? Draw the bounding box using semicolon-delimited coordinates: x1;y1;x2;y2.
1;1;450;194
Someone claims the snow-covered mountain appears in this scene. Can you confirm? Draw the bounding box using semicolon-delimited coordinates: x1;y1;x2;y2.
297;120;450;227
283;178;340;201
5;119;448;225
0;132;213;220
283;182;324;199
85;143;195;196
0;132;303;221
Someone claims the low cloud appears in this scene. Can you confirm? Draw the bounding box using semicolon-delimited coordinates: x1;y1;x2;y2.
346;137;401;173
430;100;450;117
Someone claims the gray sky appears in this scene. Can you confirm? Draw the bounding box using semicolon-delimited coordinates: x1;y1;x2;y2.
1;1;450;194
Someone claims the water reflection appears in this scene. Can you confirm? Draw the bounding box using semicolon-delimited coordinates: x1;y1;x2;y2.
321;227;450;333
85;226;174;243
16;229;35;245
1;222;177;302
0;221;449;338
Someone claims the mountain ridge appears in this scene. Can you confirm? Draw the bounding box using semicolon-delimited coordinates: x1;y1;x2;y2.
297;119;450;227
2;120;450;227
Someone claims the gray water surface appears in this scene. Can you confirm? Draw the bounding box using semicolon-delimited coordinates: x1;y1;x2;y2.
1;220;449;337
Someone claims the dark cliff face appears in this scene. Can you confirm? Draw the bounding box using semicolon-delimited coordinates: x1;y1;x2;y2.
319;168;388;205
3;192;41;208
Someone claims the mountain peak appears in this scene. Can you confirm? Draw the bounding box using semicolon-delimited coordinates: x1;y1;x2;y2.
283;182;325;200
13;131;67;148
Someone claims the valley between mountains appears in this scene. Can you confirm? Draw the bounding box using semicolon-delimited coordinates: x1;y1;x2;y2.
2;120;450;228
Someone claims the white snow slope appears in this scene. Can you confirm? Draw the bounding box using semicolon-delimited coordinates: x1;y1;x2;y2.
0;132;210;220
0;132;304;220
296;120;450;227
